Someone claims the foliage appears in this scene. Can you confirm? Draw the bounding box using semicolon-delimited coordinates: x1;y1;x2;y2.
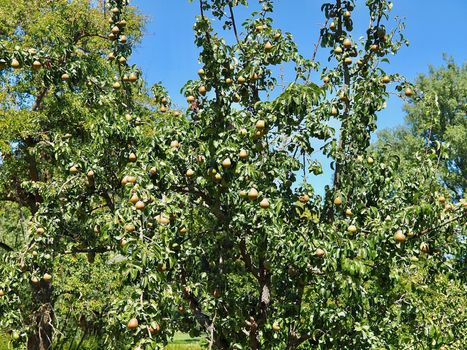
0;0;465;350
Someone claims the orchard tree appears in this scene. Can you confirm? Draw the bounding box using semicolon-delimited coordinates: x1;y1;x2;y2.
0;0;147;348
1;0;466;350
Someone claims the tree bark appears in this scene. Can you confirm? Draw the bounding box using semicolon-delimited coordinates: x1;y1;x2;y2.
27;282;54;350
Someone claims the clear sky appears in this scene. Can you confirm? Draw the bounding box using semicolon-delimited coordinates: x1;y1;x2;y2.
130;0;466;193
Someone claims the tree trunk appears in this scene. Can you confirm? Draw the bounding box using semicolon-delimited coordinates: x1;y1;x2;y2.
27;282;54;350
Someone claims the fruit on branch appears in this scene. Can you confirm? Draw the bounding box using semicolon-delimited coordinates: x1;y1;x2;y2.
124;223;136;232
36;227;45;235
260;198;270;209
343;38;352;49
315;248;326;257
187;95;195;103
128;153;137;162
127;318;139;330
69;165;79;174
394;230;406;243
255;120;265;130
199;85;207;96
186;169;194;177
334;196;342;206
135;200;145;210
382;75;391;84
11;58;21;69
347;225;357;234
43;273;52;283
61;73;70;81
248;188;259;200
129;193;139;204
345;209;352;217
264;41;273;51
222;158;232;169
32;60;42;70
129;72;138;82
404;87;413;97
420;242;430;254
239;149;248;159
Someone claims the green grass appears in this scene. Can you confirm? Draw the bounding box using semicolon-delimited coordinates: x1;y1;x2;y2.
0;334;9;350
165;333;203;350
0;333;202;350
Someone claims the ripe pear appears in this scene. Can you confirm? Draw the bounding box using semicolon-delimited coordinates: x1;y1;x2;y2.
127;318;139;330
186;169;194;177
43;273;52;283
69;165;79;174
404;87;413;97
394;230;406;243
199;86;207;96
255;120;265;130
124;223;136;232
347;225;357;234
343;38;352;49
315;248;326;257
129;193;139;204
129;73;138;82
248;188;259;200
170;140;180;149
264;41;273;51
135;200;145;210
334;196;342;206
128;153;137;162
239;149;248;159
32;60;42;70
11;59;21;69
382;75;391;84
61;73;70;81
260;198;270;209
420;242;429;254
187;95;195;103
222;158;232;169
148;323;161;335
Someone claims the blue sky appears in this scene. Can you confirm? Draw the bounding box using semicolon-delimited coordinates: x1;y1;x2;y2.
130;0;466;193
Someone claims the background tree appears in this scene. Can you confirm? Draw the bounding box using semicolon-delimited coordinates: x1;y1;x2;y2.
0;0;146;348
376;58;466;199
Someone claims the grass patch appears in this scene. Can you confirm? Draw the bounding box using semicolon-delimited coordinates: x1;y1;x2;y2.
0;334;10;350
165;333;203;349
0;332;203;350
